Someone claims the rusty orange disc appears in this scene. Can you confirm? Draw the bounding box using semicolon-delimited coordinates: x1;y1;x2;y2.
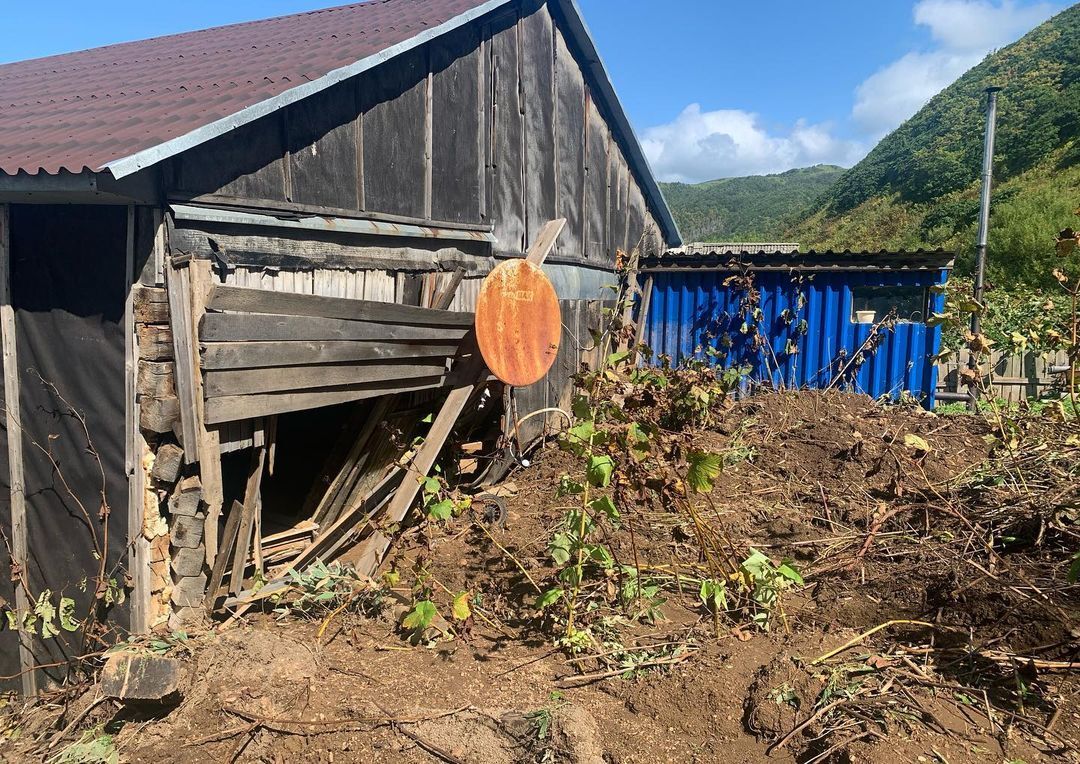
475;259;561;387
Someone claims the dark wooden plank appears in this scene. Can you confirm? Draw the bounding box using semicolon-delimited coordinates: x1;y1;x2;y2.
166;262;200;463
287;80;359;210
206;284;475;327
520;5;557;249
174;115;289;201
204;377;449;424
627;177;646;254
554;27;585;259
201;340;459;370
200;313;470;343
204;360;448;398
487;13;526;254
230;437;267;595
362;48;427;217
431;25;483;224
584;98;610;264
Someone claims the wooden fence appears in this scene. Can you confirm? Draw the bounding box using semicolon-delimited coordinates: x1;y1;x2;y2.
936;348;1071;403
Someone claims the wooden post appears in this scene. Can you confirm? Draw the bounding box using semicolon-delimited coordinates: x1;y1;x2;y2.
125;205;150;634
0;204;36;696
188;260;223;563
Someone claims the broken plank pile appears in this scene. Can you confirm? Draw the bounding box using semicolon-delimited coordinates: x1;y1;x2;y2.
197;284;474;423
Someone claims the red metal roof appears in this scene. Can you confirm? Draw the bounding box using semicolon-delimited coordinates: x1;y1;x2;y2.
0;0;493;176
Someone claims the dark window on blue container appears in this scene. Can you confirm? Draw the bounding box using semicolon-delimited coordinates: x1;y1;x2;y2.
850;286;928;324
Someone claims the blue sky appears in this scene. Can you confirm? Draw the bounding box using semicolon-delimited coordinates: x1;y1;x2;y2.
2;0;1069;182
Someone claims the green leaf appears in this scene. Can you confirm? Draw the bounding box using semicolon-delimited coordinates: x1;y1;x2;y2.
549;533;573;566
606;349;631;367
451;592;472;622
426;499;454;521
557;475;585;496
34;591;58;639
777;562;804;585
402;600;437;632
535;588;563;609
58;597;80;632
686;451;723;493
571;395;593;420
587;455;614;488
423;477;441;495
588;496;619;522
586;544;614;568
563;421;598;455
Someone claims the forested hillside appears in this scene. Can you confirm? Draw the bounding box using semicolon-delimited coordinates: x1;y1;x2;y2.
788;3;1080;289
660;165;844;242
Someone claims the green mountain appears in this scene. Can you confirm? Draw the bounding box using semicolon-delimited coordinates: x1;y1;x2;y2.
660;165;845;242
788;4;1080;289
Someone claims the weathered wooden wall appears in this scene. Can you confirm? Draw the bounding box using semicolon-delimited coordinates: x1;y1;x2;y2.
166;0;664;267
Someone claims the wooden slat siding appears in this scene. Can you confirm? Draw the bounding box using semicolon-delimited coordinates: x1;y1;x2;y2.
204;377;448;424
286;80;359;210
424;60;434;222
554;27;586;259
205;284;475;328
584;98;610;263
355;74;365;211
362;47;427;218
204;361;448;397
0;204;36;696
431;25;483;224
124;205;150;636
166;262;200;463
188;260;224;564
487;11;526;254
201;340;459;371
364;270;397;304
174;115;289;201
477;29;488;223
520;5;558;249
200;313;469;344
627;176;646;253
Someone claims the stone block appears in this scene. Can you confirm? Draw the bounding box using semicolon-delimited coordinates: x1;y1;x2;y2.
100;652;182;702
170;514;203;549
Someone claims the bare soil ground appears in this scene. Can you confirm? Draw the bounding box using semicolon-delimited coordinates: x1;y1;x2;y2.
5;391;1079;763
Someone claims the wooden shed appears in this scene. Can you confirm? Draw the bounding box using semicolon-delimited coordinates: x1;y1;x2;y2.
0;0;680;693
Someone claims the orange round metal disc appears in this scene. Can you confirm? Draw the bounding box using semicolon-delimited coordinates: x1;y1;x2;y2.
475;259;561;387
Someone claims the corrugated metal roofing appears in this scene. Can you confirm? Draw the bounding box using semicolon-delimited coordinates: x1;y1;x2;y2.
0;0;492;176
643;249;956;272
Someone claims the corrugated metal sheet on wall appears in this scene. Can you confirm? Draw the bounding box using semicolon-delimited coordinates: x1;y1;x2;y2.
643;269;947;405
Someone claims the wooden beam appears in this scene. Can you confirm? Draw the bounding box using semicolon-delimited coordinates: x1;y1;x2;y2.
354;218;566;578
189;260;224;563
124;204;150;635
166;262;200;463
230;429;267;595
634;274;654;350
0;204;36;696
201;340;459;371
205;500;244;612
204;360;448;398
205;284;475;328
204;376;449;424
199;313;470;344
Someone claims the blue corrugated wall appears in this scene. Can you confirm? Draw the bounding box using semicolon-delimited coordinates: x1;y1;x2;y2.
643;269;947;405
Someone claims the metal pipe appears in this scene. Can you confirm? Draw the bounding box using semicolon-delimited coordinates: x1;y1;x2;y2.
968;86;1002;410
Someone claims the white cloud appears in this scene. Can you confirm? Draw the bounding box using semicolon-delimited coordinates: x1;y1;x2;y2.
853;0;1056;136
641;0;1059;183
643;104;867;183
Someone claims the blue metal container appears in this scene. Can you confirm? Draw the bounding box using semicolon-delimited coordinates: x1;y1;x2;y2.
641;250;953;406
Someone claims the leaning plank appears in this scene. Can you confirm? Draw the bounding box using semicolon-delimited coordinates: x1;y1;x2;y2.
353;219;567;579
200;313;470;343
312;397;390;525
206;500;245;612
204;377;448;424
166;262;200;463
230;435;267;595
189;260;224;562
206;284;475;327
201;340;459;370
204;360;448;398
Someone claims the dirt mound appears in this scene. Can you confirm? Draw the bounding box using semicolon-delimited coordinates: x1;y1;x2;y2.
8;390;1079;764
